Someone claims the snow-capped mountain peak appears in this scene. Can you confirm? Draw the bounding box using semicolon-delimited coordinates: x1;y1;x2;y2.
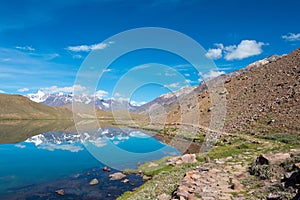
25;92;138;111
26;90;47;103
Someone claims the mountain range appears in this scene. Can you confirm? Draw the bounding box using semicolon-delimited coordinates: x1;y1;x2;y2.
26;91;138;111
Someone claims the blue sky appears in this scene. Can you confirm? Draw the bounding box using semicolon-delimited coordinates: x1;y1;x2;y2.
0;0;299;104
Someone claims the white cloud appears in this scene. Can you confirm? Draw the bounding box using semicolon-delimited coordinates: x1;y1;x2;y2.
94;90;108;99
41;85;86;93
164;82;181;89
66;42;108;52
282;33;300;41
130;100;147;106
15;46;35;51
18;88;29;92
199;70;225;80
206;40;265;61
0;90;5;93
205;48;223;59
224;40;265;60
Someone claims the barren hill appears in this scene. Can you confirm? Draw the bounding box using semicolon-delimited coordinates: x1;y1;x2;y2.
0;94;72;119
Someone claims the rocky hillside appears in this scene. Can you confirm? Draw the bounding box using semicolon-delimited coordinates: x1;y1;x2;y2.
0;94;72;119
143;48;299;136
224;49;299;134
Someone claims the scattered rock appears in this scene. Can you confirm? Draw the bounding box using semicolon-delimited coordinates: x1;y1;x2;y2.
181;154;197;163
267;119;275;125
173;161;246;200
103;166;107;171
167;154;197;166
284;172;293;179
55;189;65;196
142;175;152;181
89;178;99;185
157;193;171;200
205;157;210;163
148;162;159;167
267;193;280;200
109;172;126;180
230;182;243;190
294;163;300;169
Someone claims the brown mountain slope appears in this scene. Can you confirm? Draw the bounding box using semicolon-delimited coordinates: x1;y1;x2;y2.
163;48;299;135
0;94;72;119
224;48;299;133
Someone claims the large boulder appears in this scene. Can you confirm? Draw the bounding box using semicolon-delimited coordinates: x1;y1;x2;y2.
167;154;197;166
89;178;99;185
55;189;65;196
109;172;126;180
257;153;290;165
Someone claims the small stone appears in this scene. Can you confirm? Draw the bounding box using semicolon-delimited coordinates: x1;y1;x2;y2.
86;172;90;176
121;179;129;184
55;189;65;196
89;178;99;185
230;182;242;190
205;157;211;163
103;166;107;171
267;119;275;125
294;163;300;169
181;154;197;164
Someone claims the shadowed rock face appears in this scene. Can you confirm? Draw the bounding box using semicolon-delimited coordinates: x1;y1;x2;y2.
257;153;290;165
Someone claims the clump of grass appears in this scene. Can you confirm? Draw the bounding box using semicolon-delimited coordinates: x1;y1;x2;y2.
207;136;260;160
118;162;198;200
249;163;274;180
124;156;174;176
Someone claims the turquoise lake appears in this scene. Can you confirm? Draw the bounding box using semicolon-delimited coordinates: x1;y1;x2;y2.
0;127;181;199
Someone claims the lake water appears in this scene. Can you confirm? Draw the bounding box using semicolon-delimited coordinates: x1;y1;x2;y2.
0;127;181;199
